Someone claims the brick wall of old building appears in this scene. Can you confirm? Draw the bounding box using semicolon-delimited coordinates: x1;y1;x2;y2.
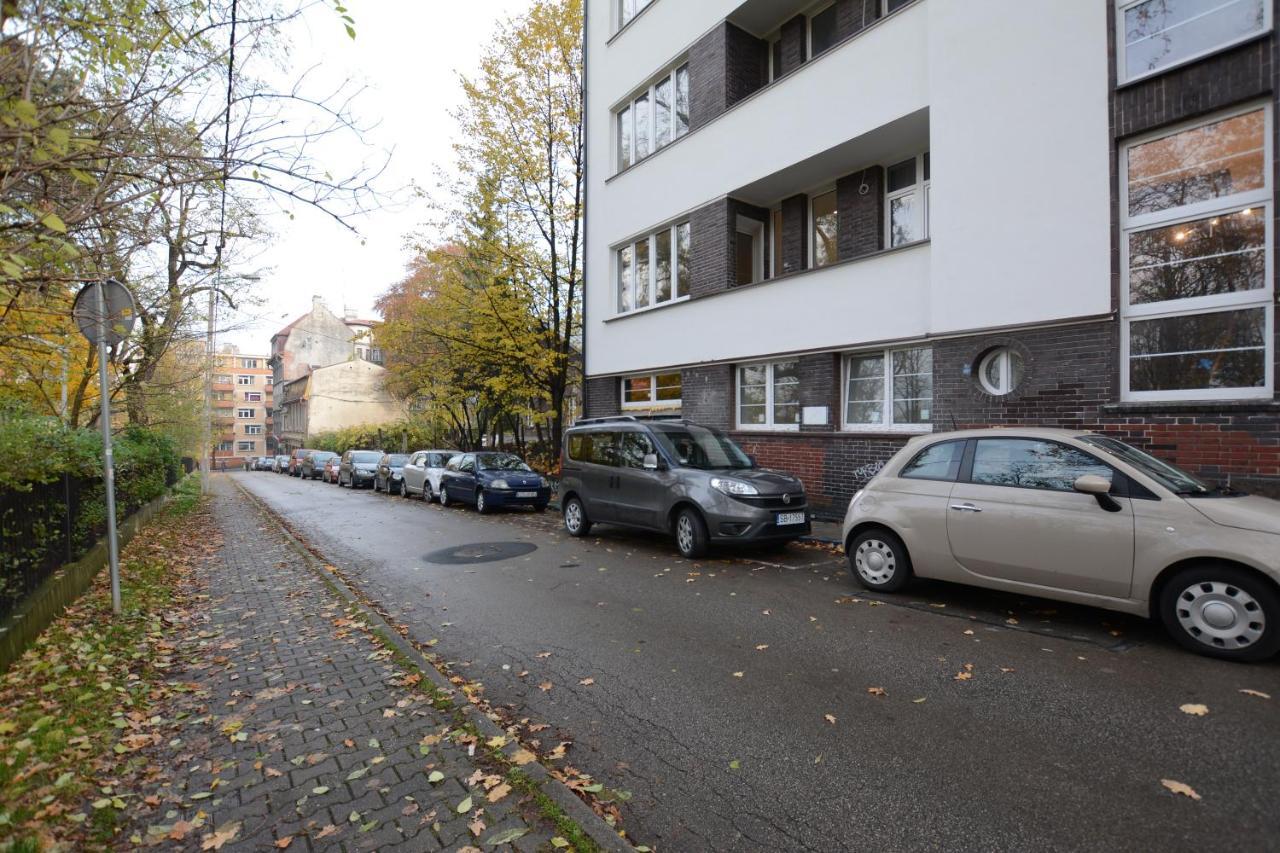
689;22;767;132
583;376;619;419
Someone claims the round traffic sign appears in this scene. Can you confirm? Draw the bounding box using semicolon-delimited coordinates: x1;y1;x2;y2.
72;279;137;346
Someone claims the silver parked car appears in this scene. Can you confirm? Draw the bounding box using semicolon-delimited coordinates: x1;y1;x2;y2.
401;450;456;502
272;454;290;473
841;428;1280;662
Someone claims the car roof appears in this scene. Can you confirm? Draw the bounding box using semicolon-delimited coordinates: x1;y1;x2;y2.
913;427;1094;442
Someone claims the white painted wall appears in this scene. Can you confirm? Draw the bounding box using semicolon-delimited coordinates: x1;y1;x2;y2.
585;0;1113;377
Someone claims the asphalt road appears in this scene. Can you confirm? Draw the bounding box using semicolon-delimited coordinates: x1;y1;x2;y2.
233;471;1280;852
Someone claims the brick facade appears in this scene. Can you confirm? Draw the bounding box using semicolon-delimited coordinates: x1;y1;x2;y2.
680;364;733;430
688;22;767;132
836;166;885;260
689;197;772;299
583;376;619;419
779;193;809;274
778;15;807;77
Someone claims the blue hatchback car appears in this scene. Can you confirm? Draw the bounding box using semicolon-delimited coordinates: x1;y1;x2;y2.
439;452;551;514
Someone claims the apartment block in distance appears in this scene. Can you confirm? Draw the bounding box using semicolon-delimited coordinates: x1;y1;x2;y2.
212;348;274;468
583;0;1280;516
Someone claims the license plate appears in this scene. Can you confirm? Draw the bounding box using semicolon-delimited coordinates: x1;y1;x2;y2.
776;511;806;526
516;491;538;498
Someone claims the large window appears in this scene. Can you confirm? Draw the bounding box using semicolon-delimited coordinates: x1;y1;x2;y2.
244;424;264;435
617;221;690;314
240;358;259;369
617;0;653;30
737;361;800;430
236;374;254;386
844;347;932;430
886;152;930;248
244;391;262;402
236;408;254;419
1118;0;1271;83
812;190;838;268
616;63;689;170
810;4;839;56
1121;105;1273;400
622;372;682;408
237;440;255;452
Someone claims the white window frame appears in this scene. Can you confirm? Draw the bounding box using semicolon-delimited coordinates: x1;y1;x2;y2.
614;61;689;171
1116;0;1273;85
236;374;254;386
841;346;934;433
244;424;264;435
620;372;683;409
244;391;262;402
237;440;255;452
236;407;254;419
1119;102;1274;401
240;358;258;369
617;0;653;31
885;152;930;248
615;220;691;316
978;348;1023;396
809;186;838;269
736;215;765;285
736;361;801;432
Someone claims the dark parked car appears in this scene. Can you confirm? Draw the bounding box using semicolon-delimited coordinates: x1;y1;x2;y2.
252;456;274;471
301;451;338;480
374;453;410;494
289;448;318;477
559;417;810;558
338;449;383;488
439;452;551;513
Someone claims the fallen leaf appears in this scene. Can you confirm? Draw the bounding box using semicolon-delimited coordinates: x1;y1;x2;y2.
728;759;740;770
538;682;553;692
274;837;294;849
486;782;512;803
511;749;537;766
169;820;195;840
536;652;552;659
954;671;973;681
456;795;473;813
912;697;926;704
578;677;595;686
1161;779;1201;801
427;771;445;783
468;818;486;837
200;822;241;850
486;828;530;845
316;825;339;839
1179;703;1209;716
732;672;744;678
486;735;507;748
755;644;769;651
999;667;1016;673
867;687;886;697
824;714;837;725
1239;689;1271;699
962;630;975;636
762;609;771;616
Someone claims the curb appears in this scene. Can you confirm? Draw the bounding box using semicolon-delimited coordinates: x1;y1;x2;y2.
229;478;634;853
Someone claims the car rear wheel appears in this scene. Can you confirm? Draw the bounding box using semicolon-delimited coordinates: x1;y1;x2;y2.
674;507;708;559
1159;564;1280;662
563;497;591;537
476;489;491;514
847;528;912;593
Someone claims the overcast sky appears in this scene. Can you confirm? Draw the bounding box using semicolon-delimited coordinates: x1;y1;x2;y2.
219;0;531;354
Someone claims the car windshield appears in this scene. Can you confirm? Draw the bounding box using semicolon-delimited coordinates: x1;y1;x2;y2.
1077;435;1211;495
649;423;753;470
386;455;408;466
477;453;532;472
350;451;382;464
315;452;337;461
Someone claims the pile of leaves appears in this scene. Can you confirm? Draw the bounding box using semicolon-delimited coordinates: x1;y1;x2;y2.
0;476;212;851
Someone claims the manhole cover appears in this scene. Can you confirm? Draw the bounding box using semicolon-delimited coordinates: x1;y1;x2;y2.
424;541;538;565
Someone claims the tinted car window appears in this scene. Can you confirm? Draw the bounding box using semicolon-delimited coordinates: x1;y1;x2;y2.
649;423;751;470
619;431;654;469
901;440;963;481
459;456;475;473
569;432;617;466
351;451;382;464
971;439;1112;492
428;452;452;468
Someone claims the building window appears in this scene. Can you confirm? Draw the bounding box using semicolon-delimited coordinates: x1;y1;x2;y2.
617;221;690;314
844;347;932;430
622;372;682;408
812;190;838;268
245;424;264;435
217;441;234;452
214;374;231;384
887;152;930;247
1121;104;1273;400
810;4;838;56
236;374;254;386
736;217;765;285
737;361;800;430
978;348;1024;396
236;408;254;419
265;375;273;385
237;440;255;452
618;0;653;30
1118;0;1270;84
240;358;259;369
615;62;689;170
244;391;262;402
885;0;914;13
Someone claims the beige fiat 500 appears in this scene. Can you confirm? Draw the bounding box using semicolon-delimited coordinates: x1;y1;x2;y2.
841;428;1280;661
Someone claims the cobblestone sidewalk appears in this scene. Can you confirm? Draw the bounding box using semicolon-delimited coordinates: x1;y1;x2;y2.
125;477;566;851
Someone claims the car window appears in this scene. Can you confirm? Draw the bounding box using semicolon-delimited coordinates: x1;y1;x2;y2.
459;455;475;473
970;439;1112;493
618;431;654;469
900;440;964;481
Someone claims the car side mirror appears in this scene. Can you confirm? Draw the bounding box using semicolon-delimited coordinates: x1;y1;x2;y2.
643;453;660;471
1074;474;1121;512
747;454;758;467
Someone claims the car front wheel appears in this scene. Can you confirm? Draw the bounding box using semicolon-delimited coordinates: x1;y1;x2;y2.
476;489;491;514
439;485;452;507
1160;564;1280;662
563;497;591;537
846;528;912;593
674;507;708;559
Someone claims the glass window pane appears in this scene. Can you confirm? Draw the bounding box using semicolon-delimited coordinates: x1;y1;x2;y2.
1124;0;1266;79
655;77;672;148
892;348;932;425
846;353;885;425
634;92;651;159
972;439;1113;492
1129;307;1267;391
887;158;917;192
676;222;691;298
674;65;690;137
811;5;838;55
654;228;672;302
1127;109;1265;217
619;431;655;469
984;352;1004;391
617;107;632;170
813;191;838;268
656;372;682;401
617;244;633;312
624;376;653;403
740;405;767;425
772;361;801;423
619;0;635;27
890;193;919;247
846;400;884;425
1128;207;1266;305
634;237;651;309
901;441;963;481
735;229;756;286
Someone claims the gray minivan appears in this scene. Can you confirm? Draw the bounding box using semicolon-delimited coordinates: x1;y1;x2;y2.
559;417;811;558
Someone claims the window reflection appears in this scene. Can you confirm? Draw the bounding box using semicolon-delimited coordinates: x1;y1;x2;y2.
1129;208;1265;304
1127;109;1265;217
812;191;838;268
1129;307;1266;391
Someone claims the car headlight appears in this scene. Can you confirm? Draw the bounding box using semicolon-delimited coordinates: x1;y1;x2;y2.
710;477;758;496
490;479;509;490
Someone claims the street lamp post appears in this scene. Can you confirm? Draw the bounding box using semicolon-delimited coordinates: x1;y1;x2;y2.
202;272;261;494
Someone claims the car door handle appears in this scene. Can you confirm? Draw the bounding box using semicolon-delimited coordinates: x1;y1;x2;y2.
949;503;983;513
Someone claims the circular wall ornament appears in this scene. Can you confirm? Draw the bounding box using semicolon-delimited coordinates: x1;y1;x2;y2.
978;347;1024;396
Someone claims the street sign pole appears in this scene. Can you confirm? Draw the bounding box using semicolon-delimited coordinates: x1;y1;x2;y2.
93;282;123;614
